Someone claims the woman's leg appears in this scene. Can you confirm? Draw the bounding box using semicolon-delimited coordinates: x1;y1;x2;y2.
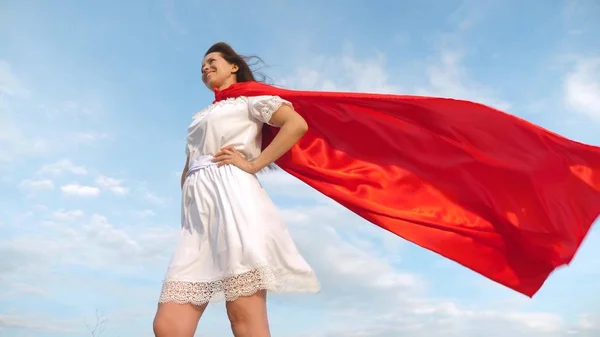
153;302;208;337
226;290;271;337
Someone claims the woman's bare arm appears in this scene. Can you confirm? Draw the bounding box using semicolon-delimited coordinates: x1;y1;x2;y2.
249;105;308;172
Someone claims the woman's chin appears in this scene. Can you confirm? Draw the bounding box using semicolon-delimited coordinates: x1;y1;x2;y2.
205;80;220;91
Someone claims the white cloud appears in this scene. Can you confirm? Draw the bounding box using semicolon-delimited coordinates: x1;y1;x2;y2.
82;214;142;255
416;48;510;110
564;57;600;122
258;169;319;200
0;61;107;167
38;159;88;175
61;184;101;197
45;100;104;119
0;212;176;299
0;314;78;333
303;308;570;337
52;209;85;221
0;127;54;166
574;314;600;334
278;45;401;94
0;62;45;164
134;209;156;218
292;218;420;296
277;43;508;114
142;189;166;205
563;0;599;36
19;179;54;191
3;282;46;296
96;175;129;195
0;108;53;164
164;0;188;35
0;60;29;97
69;131;109;143
3;181;596;337
274;201;592;337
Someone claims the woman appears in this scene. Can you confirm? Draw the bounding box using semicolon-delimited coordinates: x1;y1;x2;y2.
154;41;600;337
153;42;320;337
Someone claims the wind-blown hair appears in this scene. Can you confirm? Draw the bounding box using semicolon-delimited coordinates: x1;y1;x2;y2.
204;42;270;83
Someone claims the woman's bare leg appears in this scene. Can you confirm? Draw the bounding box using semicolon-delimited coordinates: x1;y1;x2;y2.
153;302;208;337
226;290;270;337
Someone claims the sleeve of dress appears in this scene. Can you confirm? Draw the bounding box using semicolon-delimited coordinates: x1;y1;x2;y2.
247;95;294;126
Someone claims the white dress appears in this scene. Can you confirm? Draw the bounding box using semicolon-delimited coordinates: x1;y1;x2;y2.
158;95;320;305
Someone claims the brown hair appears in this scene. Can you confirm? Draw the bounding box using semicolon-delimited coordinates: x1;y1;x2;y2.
204;42;269;83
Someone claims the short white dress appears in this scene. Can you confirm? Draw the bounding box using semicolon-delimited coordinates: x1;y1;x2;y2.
158;95;320;305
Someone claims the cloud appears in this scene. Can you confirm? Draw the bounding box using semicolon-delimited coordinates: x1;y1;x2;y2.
258;170;320;200
268;199;591;337
289;206;420;298
4;212;172;265
164;0;187;35
133;209;157;218
0;211;177;306
96;175;129;195
4;171;597;337
276;42;508;113
0;314;78;334
45;100;105;120
38;159;88;175
83;214;143;255
0;62;107;167
0;60;29;97
80;214;176;266
564;57;600;122
3;282;46;296
0;62;46;164
575;314;600;334
61;184;101;197
68;131;109;143
302;309;571;337
563;0;600;35
141;189;166;205
416;48;511;110
0;124;52;164
278;45;401;94
19;179;54;191
52;209;85;221
261;174;583;336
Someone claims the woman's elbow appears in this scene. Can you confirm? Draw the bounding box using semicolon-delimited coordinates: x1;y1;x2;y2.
297;116;309;135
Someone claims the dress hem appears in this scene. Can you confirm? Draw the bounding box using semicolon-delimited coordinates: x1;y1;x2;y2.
158;265;320;305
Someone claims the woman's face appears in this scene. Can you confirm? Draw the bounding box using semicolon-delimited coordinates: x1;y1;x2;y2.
201;52;238;90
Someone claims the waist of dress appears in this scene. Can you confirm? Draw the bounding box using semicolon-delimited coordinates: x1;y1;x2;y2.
187;155;216;177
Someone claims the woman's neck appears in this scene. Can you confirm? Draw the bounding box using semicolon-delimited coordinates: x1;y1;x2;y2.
218;78;237;91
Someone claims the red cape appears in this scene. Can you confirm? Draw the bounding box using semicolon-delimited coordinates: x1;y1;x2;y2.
214;81;600;297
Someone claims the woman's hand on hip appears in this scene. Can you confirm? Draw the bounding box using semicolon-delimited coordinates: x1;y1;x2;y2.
212;146;259;174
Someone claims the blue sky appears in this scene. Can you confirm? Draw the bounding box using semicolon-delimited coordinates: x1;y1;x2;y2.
1;0;599;336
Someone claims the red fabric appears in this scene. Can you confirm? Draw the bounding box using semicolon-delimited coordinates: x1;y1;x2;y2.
214;81;600;297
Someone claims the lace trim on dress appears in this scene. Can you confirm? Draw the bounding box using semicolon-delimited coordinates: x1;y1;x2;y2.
192;96;249;120
158;265;320;305
255;96;289;125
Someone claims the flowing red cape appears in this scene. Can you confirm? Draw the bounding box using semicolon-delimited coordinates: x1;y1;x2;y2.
214;81;600;297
